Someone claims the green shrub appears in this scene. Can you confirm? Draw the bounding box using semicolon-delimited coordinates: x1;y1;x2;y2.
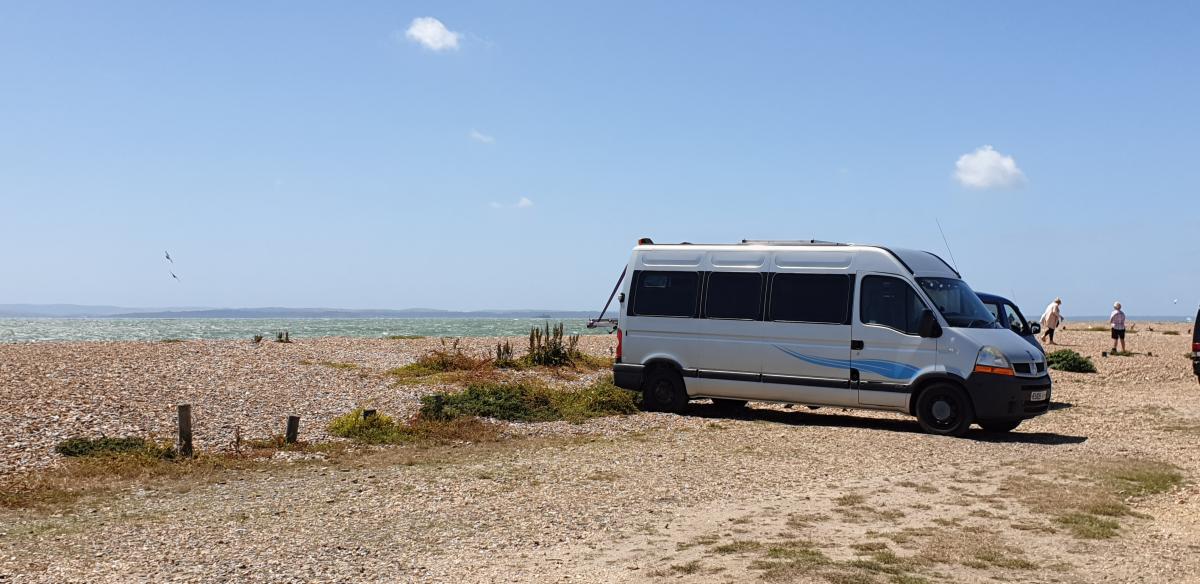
552;378;640;421
495;340;518;368
1046;349;1097;373
524;322;582;367
419;377;638;423
1161;330;1179;336
385;334;426;340
251;334;264;344
275;331;291;343
55;437;175;459
328;409;410;444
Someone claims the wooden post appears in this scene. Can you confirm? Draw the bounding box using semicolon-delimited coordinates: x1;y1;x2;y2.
285;415;300;444
363;409;377;419
177;404;194;457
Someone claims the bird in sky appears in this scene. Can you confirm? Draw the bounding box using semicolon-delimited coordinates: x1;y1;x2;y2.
170;271;179;281
165;251;173;263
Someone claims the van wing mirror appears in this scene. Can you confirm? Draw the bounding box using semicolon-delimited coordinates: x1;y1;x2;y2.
918;309;942;338
1029;322;1041;335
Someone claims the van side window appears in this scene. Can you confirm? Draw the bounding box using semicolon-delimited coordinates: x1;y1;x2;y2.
631;271;699;317
705;272;762;320
860;275;925;335
769;274;851;324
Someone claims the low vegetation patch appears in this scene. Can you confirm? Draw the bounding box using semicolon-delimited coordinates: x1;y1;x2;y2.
1161;330;1179;335
1002;458;1182;539
1046;349;1097;373
318;361;358;370
389;339;490;378
1054;512;1120;539
419;378;638;423
55;436;175;459
390;325;608;384
327;408;502;445
3;445;266;509
385;334;426;340
160;338;184;343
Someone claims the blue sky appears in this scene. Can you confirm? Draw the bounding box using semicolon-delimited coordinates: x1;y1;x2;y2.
1;2;1197;316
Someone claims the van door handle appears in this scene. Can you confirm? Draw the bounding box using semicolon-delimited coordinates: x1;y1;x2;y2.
851;340;864;350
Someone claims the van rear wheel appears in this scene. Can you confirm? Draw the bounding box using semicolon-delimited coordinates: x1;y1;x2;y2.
642;369;688;414
915;383;975;437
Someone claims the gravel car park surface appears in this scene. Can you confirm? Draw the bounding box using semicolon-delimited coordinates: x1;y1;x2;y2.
1;324;1198;583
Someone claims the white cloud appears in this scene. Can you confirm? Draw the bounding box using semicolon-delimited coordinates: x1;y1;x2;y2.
469;129;495;144
954;145;1026;189
487;197;534;210
404;17;460;51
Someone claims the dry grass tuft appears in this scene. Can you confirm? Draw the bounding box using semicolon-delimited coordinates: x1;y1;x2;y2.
0;452;267;510
1001;457;1181;539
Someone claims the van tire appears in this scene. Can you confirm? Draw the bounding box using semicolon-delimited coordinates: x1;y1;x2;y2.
711;399;747;414
915;383;974;437
980;419;1021;433
642;369;688;414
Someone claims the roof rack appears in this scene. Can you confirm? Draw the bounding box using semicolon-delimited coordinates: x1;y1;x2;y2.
739;239;848;246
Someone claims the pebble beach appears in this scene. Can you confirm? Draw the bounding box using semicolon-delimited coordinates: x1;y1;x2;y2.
2;323;1199;583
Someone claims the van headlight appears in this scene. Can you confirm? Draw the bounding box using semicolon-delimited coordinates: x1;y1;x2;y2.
973;346;1014;376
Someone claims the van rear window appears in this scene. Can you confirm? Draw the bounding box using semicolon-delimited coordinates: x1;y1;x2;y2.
631;271;699;317
705;272;762;320
769;274;851;324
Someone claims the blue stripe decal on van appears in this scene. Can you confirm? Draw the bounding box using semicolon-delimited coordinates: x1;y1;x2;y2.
773;345;920;381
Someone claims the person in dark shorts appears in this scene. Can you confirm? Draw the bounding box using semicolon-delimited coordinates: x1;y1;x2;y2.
1109;302;1126;353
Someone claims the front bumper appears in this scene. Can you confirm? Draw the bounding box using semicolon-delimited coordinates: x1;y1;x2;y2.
613;363;645;390
965;372;1052;422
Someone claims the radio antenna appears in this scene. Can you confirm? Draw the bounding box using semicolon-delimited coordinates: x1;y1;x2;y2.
935;218;960;274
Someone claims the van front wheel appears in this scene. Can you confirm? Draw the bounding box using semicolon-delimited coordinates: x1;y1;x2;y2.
642;369;688;414
711;399;747;415
980;419;1021;433
915;383;974;437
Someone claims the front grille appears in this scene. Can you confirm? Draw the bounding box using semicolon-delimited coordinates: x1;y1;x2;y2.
1012;362;1046;377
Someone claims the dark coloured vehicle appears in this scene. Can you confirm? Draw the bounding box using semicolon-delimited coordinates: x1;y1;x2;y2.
977;292;1043;355
1193;307;1199;384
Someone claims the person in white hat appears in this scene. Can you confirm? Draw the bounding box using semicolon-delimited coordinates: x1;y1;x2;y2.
1109;301;1127;353
1039;298;1063;345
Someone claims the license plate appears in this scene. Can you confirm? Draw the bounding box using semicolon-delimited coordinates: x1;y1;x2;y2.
1029;390;1048;402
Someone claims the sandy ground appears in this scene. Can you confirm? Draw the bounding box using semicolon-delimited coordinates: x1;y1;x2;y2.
1;323;1198;583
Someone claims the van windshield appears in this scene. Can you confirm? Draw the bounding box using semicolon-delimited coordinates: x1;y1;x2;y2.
916;278;1001;329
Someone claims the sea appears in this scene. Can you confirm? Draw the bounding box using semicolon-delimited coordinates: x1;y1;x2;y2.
0;315;1190;344
0;318;613;343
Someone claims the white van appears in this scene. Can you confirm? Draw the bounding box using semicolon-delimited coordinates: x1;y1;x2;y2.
610;240;1051;437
